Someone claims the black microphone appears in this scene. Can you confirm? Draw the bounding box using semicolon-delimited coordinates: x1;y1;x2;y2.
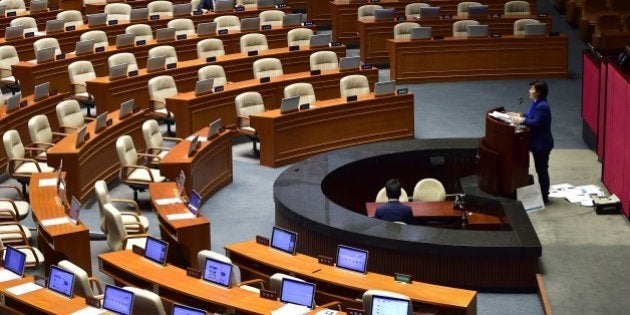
517;97;523;106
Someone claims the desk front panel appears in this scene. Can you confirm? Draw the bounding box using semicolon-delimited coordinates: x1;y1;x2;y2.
0;10;61;38
387;35;568;83
85;0;190;14
0;277;91;315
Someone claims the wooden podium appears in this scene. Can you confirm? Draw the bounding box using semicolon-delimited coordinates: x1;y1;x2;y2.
478;108;530;196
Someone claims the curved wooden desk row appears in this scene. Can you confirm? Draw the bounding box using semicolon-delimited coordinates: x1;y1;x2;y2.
331;0;538;43
166;67;379;138
249;92;415;167
225;240;477;314
85;0;190;14
0;9;61;38
387;34;569;84
12;24;316;96
86;44;346;116
358;14;553;64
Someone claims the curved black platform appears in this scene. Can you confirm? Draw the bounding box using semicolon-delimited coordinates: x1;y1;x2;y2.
274;138;542;291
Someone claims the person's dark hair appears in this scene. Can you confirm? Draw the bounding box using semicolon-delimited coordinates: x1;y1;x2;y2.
385;178;402;199
529;80;548;100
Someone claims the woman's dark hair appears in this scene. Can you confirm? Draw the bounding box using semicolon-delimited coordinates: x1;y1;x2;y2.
529;80;548;100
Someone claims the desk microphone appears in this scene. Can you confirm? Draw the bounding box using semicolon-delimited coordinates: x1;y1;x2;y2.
516;97;523;107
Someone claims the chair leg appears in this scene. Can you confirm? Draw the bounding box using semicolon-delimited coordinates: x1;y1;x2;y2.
166;121;175;137
251;139;260;157
133;189;138;202
19;181;28;200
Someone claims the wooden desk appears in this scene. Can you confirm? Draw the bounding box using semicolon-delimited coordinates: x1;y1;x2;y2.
0;9;61;37
332;0;537;43
149;182;211;269
166;67;378;138
29;172;92;276
358;15;552;64
387;35;568;84
226;240;478;314
46;109;148;203
86;45;346;116
249;92;414;167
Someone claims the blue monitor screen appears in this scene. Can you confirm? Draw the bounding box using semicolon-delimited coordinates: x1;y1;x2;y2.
270;226;297;255
103;285;134;315
187;190;201;216
172;303;206;315
371;295;410;315
48;265;75;298
144;236;168;266
280;278;315;309
202;257;232;288
336;245;369;274
4;246;26;277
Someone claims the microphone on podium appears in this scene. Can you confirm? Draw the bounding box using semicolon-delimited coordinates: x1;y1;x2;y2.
516;97;523;107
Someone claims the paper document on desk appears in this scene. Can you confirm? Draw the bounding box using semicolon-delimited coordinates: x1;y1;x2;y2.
489;111;514;124
155;197;184;205
0;269;22;282
167;212;196;220
186;135;208;142
316;310;339;315
272;303;310;315
6;282;43;295
40;217;71;226
71;306;108;315
38;178;58;187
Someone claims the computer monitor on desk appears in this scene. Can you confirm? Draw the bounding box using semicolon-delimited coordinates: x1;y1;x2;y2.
187;190;201;216
336;245;369;274
374;8;395;21
173;3;192;17
419;7;440;19
1;246;26;279
467;5;488;18
410;27;431;39
524;23;547;36
214;0;234;12
280;278;316;309
202;257;232;288
466;25;489;37
48;265;75;298
144;236;169;266
270;226;297;255
172;303;206;315
103;285;135;315
371;295;411;315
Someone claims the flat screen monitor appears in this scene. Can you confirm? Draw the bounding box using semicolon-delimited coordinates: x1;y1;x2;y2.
202;257;232;288
370;295;411;315
68;196;81;224
373;8;395;21
0;5;5;17
419;6;440;19
35;47;56;63
467;5;488;17
374;80;396;96
147;56;166;72
283;14;302;27
187;135;199;157
173;3;192;16
156;27;176;42
240;17;260;31
214;0;234;12
195;78;214;96
109;63;129;80
29;0;48;13
257;0;274;8
75;40;95;56
279;278;315;309
6;93;21;114
208;118;222;139
87;13;107;27
197;22;217;36
103;285;134;315
187;190;201;216
466;24;489;37
45;20;64;33
130;8;148;21
3;246;26;277
524;23;547;36
171;303;206;315
119;99;134;119
48;265;75;298
95;112;108;133
34;82;50;102
144;236;169;266
270;226;297;255
280;96;300;114
339;56;360;70
116;34;135;48
75;126;88;147
5;26;25;41
336;245;369;274
309;33;330;48
410;26;431;39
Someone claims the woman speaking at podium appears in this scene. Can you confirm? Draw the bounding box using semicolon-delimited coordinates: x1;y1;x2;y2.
509;81;554;204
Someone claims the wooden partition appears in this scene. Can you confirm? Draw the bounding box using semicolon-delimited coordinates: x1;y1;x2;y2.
0;277;93;314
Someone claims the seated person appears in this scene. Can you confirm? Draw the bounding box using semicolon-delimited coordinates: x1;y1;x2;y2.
375;178;413;224
197;0;214;12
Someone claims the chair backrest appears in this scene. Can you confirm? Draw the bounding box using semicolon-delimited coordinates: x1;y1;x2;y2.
457;1;482;16
252;58;283;79
237;0;257;7
504;0;530;15
0;46;19;79
513;18;540;35
80;30;108;49
58;260;94;298
2;0;25;12
148;0;174;16
595;14;622;34
582;0;608;20
3;129;25;161
284;83;316;105
198;65;228;86
167;18;195;36
452;19;480;37
104;203;128;251
340;74;370;97
57;10;84;26
94;179;111;233
269;273;305;295
394;22;421;39
235;92;265;128
9;16;37;30
362;290;412;315
309;51;338;71
142;119;164;150
375;187;409;202
240;33;268;53
123;287;166;315
108;52;138;72
405;3;430;18
197;38;226;59
105;3;132;20
148;75;178;108
287;28;314;46
126;24;154;41
28;115;53;144
358;4;383;18
56;100;85;131
260;10;285;26
33;37;61;55
68;60;96;86
214;15;241;30
412;178;446;202
196;250;239;285
116;135;139;168
191;0;201;11
148;45;178;65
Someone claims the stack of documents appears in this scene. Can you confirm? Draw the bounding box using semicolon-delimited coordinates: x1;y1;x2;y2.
489;111;514;124
548;183;605;206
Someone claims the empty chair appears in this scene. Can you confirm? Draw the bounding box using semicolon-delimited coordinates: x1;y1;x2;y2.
27;115;64;162
452;19;480;37
116;135;166;201
252;58;283;79
269;273;343;310
394;22;420;39
595;14;623;35
149;45;178;65
237;0;257;8
1;0;26;14
310;51;339;71
235;92;265;155
284;83;316;105
33;37;62;56
457;2;483;17
3;130;55;195
105;3;132;21
503;0;530;15
191;0;201;11
167;18;195;36
196;38;225;59
123;287;166;315
214;15;241;31
56;100;92;134
240;33;268;53
142;119;182;166
0;45;20;93
126;24;154;42
375;187;409;203
259;10;285;26
340;75;370;97
103;204;148;250
413;178;446;202
287;28;314;46
108;52;139;73
0;185;30;222
9;17;37;34
80;30;108;49
57;10;84;27
148;0;174;17
405;3;431;18
147;75;177;135
198;65;228;86
197;250;265;292
0;239;44;268
58;260;104;298
68;60;96;116
513;18;541;35
362;290;412;315
358;4;383;18
94;179;150;234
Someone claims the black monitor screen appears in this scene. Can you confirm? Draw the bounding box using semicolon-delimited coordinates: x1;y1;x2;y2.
171;303;206;315
188;190;201;216
270;226;297;255
280;278;315;309
103;285;134;315
4;246;26;277
336;245;369;274
144;236;169;266
371;295;410;315
202;257;232;288
48;265;75;298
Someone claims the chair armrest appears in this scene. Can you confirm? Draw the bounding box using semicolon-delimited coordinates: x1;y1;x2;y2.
0;185;24;200
110;198;140;213
51;131;66;140
121;234;149;249
0;198;19;212
0;222;29;244
237;279;266;290
317;301;343;311
59;125;78;134
162;136;183;142
0;208;18;221
84;117;96;122
88;277;104;295
13;245;41;266
0;68;12;77
137;152;161;164
120;164;157;182
30;142;54;149
146;147;169;156
149;99;166;111
8;157;43;173
236;116;250;128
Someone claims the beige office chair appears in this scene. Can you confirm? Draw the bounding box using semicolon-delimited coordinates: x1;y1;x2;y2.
0;45;20;94
79;30;109;50
513;19;541;35
237;0;257;8
310;51;339;71
198;65;228;86
33;37;62;56
340;75;370;98
196;38;226;60
108;52;139;73
126;24;154;42
27;115;64;162
57;10;84;27
284;83;316;105
56;99;93;134
504;1;530;15
191;0;201;11
375;187;409;203
452;20;480;37
457;1;483;17
148;0;174;17
270;273;342;310
260;10;285;26
235;92;265;156
252;58;283;79
123;287;166;315
413;178;446;202
0;185;30;221
0;238;44;268
94;180;150;234
82;0;101;6
358;4;383;18
1;0;26;14
142;119;182;166
197;250;265;292
214;15;241;31
168;18;195;36
147;75;177;136
105;3;132;21
287;28;314;46
148;45;178;66
103;204;148;251
362;290;412;315
405;3;431;18
9;17;37;34
58;260;104;298
240;33;268;53
116;135;166;201
68;60;96;116
394;22;421;39
3;130;55;195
